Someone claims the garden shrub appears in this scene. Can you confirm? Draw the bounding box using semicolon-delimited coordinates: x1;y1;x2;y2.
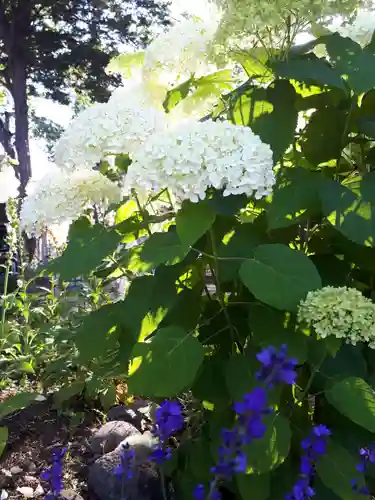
3;3;375;498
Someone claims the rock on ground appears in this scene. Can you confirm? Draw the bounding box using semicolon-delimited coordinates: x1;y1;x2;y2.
88;433;172;500
107;401;153;432
89;421;140;455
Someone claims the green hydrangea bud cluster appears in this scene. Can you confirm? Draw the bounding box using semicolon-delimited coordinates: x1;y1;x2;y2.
297;286;375;348
211;0;368;49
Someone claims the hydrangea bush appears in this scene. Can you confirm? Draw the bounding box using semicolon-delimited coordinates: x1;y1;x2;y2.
4;1;375;498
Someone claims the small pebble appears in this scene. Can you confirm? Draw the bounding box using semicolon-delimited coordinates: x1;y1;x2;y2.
10;466;23;475
16;486;34;498
0;490;8;500
60;489;84;500
34;484;44;497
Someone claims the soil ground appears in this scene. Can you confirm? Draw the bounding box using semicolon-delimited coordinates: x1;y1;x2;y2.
0;388;102;500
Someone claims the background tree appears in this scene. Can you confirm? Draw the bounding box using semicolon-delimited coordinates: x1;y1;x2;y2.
0;0;170;193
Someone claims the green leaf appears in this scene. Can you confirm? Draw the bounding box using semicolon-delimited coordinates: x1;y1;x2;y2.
357;119;375;139
326;377;375;432
239;244;322;311
99;385;117;411
248;303;307;362
121;272;178;341
47;222;122;280
176;200;216;250
252;80;298;162
231;86;273;127
326;33;375;94
75;302;122;362
245;414;291;473
54;382;85;407
271;55;346;91
106;51;144;76
340;209;375;246
310;254;351;286
237;473;270;500
225;354;258;402
140;231;188;267
269;459;299;500
361;172;375;205
177;70;234;114
217;225;264;282
267;168;324;230
301;107;347;165
0;427;7;457
317;440;367;499
115;200;137;224
193;356;230;406
0;392;42;419
314;344;367;389
161;287;202;332
186;439;214;483
313;478;342;500
128;326;204;397
234;48;272;79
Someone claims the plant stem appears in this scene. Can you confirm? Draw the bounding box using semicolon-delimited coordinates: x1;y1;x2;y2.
133;190;152;236
208;228;238;350
160;468;168;500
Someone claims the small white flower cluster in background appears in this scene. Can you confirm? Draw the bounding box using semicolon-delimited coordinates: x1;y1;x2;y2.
336;10;375;47
143;15;220;95
298;286;375;349
20;167;122;235
55;83;167;172
123;119;275;203
0;160;19;203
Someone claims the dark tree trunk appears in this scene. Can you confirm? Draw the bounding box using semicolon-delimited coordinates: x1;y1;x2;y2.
0;0;32;194
12;58;31;194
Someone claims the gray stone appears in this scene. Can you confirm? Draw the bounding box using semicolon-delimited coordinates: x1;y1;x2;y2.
23;461;37;474
88;433;172;500
60;489;84;500
90;421;140;455
16;486;34;498
0;471;12;489
107;401;153;431
10;466;23;476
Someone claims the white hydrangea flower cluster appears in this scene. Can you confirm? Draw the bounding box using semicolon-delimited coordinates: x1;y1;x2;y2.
20;167;122;236
55;82;167;172
336;10;375;46
0;162;19;202
298;286;375;348
123;120;275;203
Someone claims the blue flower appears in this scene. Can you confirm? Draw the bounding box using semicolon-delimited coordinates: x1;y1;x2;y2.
256;345;298;387
234;387;271;445
149;446;173;464
286;425;330;500
149;400;184;464
211;428;246;478
114;443;135;480
351;445;375;495
153;400;184;441
41;447;67;498
193;483;221;500
192;346;299;500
